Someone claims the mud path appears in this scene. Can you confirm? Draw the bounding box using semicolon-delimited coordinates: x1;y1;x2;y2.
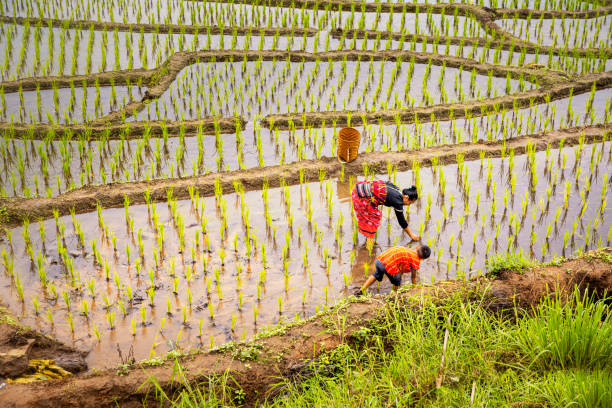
4;6;608;61
1;16;317;37
0;124;607;227
263;70;612;129
0;250;610;408
0;69;152;94
0;116;243;140
207;0;612;20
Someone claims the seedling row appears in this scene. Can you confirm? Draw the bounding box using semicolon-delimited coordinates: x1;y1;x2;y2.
1;83;144;124
498;15;612;49
138;59;532;122
4;0;484;35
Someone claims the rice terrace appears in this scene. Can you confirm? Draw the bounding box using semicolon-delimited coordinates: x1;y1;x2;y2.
0;0;611;406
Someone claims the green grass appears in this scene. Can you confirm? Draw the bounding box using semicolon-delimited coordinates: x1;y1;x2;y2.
145;287;610;407
513;290;612;371
532;370;612;408
486;250;536;276
143;360;244;407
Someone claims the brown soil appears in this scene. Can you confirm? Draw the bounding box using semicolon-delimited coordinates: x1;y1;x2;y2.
0;68;151;94
263;70;612;129
4;6;607;62
0;123;608;227
0;306;88;380
210;0;612;18
0;116;243;140
0;249;609;408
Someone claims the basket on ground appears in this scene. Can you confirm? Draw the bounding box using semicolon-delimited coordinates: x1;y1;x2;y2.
337;127;361;163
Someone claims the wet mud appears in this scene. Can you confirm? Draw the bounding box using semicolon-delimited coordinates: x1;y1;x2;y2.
1;16;317;37
0;116;243;140
0;305;87;380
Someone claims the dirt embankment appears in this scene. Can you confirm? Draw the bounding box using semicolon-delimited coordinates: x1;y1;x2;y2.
1;16;317;37
0;68;152;94
0;249;610;408
263;70;612;129
0;116;243;140
0;123;608;227
5;6;607;60
0;305;87;380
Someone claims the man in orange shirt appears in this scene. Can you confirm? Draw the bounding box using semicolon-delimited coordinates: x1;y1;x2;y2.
355;245;431;295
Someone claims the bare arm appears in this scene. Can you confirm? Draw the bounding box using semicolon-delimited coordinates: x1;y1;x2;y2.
361;275;377;292
404;226;420;241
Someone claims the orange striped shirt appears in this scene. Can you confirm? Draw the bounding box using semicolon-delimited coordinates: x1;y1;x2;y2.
376;247;420;276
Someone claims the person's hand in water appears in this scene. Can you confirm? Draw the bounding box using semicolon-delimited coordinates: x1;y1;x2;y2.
404;227;420;242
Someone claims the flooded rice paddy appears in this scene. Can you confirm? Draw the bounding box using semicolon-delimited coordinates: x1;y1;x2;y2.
0;141;610;367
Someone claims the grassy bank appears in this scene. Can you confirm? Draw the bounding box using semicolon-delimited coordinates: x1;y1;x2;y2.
148;283;612;407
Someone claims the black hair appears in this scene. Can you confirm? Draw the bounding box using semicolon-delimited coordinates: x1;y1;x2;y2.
417;245;431;259
402;185;418;201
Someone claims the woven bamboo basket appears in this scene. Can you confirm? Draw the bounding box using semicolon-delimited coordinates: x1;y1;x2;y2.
337;127;361;163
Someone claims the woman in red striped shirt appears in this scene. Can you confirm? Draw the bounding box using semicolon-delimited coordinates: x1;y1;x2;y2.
355;245;431;295
351;180;420;248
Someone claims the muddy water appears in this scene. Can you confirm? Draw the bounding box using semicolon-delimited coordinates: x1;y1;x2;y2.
498;15;612;48
0;141;609;368
1;84;144;124
136;60;530;122
2;87;609;198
